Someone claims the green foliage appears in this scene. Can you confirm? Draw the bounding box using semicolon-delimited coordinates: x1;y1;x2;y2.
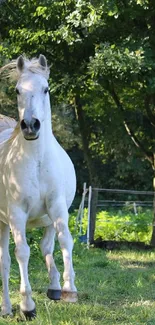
89;43;144;83
79;207;153;244
95;209;152;243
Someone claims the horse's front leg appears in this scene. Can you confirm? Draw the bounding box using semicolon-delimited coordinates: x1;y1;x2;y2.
9;206;36;320
47;199;78;302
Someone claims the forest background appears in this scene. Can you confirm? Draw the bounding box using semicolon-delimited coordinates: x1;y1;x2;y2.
0;0;155;199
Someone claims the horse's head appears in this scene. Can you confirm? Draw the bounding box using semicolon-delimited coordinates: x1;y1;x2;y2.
16;55;50;141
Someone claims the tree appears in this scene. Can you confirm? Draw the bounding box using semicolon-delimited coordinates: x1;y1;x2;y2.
88;0;155;244
1;0;155;242
0;0;105;186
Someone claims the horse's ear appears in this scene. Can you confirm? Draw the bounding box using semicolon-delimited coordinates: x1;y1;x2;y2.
39;54;47;69
17;55;25;72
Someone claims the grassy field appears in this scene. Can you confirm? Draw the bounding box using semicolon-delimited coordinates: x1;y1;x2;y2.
1;226;155;325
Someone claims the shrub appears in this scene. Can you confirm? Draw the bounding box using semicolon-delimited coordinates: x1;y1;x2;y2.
73;207;153;244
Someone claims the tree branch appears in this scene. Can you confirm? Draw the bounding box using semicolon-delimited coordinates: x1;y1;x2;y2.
108;83;154;164
145;95;155;128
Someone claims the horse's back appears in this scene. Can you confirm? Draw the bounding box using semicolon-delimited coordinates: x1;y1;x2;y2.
0;115;17;224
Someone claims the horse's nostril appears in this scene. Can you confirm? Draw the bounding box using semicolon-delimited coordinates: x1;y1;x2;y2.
20;119;28;130
20;118;40;135
33;119;40;131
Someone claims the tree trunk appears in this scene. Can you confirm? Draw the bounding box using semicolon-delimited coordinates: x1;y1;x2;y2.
74;95;100;187
74;96;100;245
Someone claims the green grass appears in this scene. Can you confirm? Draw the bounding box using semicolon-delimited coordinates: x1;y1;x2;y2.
1;210;155;325
1;227;155;325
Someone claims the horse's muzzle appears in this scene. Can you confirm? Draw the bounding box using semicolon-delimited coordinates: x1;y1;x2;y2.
20;118;40;141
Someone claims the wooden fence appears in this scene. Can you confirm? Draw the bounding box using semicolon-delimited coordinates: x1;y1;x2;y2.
77;184;155;248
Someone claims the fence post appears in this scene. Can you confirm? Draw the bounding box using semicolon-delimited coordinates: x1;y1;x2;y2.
79;182;87;234
87;186;92;248
89;188;98;244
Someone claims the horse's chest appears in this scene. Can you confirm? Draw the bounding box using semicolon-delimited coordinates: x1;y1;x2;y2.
27;164;51;201
18;174;48;220
6;159;53;209
27;166;56;218
5;149;64;219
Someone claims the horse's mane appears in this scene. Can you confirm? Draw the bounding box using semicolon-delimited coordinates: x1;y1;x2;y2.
0;115;19;144
0;115;17;132
0;57;50;81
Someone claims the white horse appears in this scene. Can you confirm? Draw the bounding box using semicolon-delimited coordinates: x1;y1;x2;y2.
0;55;77;319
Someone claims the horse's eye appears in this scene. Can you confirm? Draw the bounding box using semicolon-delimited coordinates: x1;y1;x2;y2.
15;88;20;95
44;87;49;94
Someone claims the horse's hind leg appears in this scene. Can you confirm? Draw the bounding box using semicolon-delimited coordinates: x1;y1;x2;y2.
40;224;61;300
0;221;12;316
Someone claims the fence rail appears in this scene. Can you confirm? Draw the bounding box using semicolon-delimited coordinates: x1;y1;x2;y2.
93;188;155;195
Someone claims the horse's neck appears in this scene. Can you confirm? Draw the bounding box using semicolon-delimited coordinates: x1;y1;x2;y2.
18;117;53;161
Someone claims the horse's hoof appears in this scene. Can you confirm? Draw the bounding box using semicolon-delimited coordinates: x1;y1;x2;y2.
1;307;13;318
61;291;78;303
47;289;61;300
21;308;36;320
